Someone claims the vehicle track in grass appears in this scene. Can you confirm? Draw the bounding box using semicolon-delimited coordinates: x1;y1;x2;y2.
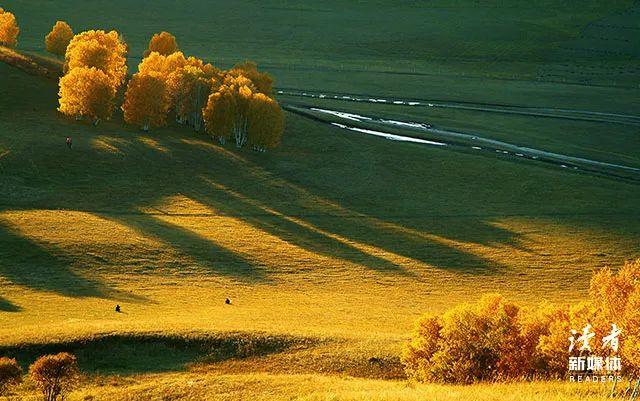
277;89;640;127
284;104;640;185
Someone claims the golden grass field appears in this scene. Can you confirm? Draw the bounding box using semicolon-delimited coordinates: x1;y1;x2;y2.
4;372;620;401
2;0;640;398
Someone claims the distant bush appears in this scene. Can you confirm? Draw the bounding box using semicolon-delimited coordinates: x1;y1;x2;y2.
0;8;19;48
404;259;640;383
144;31;178;57
29;352;79;401
45;21;74;56
0;357;22;395
403;294;564;383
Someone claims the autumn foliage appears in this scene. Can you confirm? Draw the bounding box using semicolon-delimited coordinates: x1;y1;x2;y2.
54;28;284;148
45;21;73;56
29;353;79;401
228;61;274;97
203;74;284;149
0;357;22;395
0;8;19;48
58;67;116;123
64;30;128;88
58;30;127;123
403;259;640;383
122;71;171;130
144;31;178;57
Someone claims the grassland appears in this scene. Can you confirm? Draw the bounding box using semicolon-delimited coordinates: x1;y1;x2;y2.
1;0;640;399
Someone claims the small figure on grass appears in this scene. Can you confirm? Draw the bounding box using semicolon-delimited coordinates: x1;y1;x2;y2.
225;298;231;305
115;304;121;313
65;137;72;149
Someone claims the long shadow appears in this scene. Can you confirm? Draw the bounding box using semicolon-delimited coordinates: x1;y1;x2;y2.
103;213;269;283
304;214;524;272
0;296;21;312
167;138;511;275
197;181;505;274
0;222;146;301
0;333;312;375
185;180;413;276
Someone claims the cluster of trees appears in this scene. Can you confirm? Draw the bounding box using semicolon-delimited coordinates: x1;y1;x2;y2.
403;258;640;383
0;352;78;401
0;7;19;48
58;30;128;125
122;32;283;150
50;28;283;150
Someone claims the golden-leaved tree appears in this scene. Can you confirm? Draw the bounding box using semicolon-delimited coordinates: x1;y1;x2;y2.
0;8;19;48
137;51;221;131
404;258;640;383
227;61;273;96
203;74;283;149
167;64;221;130
248;93;284;151
45;21;74;56
64;30;128;89
203;75;255;147
144;31;178;57
58;67;116;124
122;71;171;131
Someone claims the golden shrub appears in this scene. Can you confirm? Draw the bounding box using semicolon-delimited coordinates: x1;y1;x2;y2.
29;353;78;401
58;66;116;123
403;294;524;383
122;71;171;131
404;259;640;383
0;357;22;395
144;31;178;57
45;21;73;56
0;9;19;48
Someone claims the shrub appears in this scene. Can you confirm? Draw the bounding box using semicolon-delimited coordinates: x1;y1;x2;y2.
144;31;178;57
0;9;19;48
45;21;73;56
403;294;524;383
404;258;640;383
0;357;22;395
29;352;79;401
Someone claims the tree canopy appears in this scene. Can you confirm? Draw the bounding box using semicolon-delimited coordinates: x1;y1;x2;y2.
64;30;128;89
203;74;283;150
0;8;19;48
58;67;116;123
228;61;273;96
45;21;74;56
144;31;178;57
122;71;171;131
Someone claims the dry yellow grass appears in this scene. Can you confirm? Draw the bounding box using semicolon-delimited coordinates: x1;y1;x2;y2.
1;372;614;401
1;204;637;346
1;45;639;400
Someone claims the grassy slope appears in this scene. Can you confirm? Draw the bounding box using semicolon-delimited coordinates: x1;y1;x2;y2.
6;372;616;401
1;59;639;343
1;0;640;399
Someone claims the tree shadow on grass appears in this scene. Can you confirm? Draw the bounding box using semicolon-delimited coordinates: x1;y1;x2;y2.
0;296;21;312
185;180;414;276
0;333;312;375
0;222;147;302
187;172;510;275
103;213;270;283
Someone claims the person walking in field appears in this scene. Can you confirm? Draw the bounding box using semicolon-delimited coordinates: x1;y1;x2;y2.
66;136;72;149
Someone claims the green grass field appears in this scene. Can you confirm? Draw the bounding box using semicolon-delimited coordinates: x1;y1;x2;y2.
1;0;640;399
